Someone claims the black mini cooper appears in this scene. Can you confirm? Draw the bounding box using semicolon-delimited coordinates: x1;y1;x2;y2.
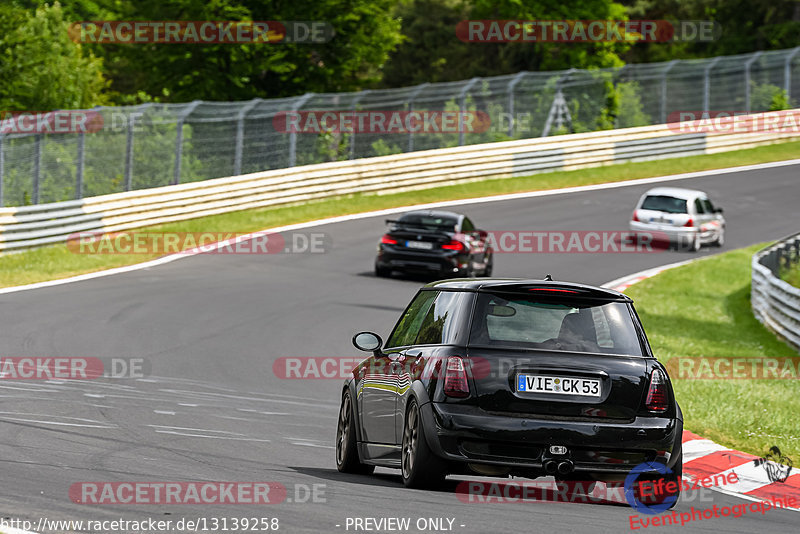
336;278;683;497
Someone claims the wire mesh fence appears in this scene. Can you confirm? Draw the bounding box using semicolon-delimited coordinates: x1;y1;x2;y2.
1;47;798;207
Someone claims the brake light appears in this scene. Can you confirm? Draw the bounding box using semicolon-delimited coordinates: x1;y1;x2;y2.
683;218;694;227
381;234;398;245
443;356;470;398
632;210;640;222
645;369;669;412
442;239;466;251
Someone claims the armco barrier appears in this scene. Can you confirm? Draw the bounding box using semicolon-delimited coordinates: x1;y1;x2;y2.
1;109;799;252
752;233;800;352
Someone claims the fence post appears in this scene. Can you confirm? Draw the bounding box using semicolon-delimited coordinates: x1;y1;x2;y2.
234;98;261;176
0;134;4;207
744;51;763;112
785;46;800;103
33;134;42;204
124;113;134;192
458;77;481;146
507;71;528;137
349;91;370;160
703;57;722;112
288;93;314;167
660;60;679;124
76;132;85;199
406;83;428;152
173;100;201;185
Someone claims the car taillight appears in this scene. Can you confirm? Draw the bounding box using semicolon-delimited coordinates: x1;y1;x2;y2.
632;210;640;222
381;234;398;245
443;356;470;398
683;218;694;227
442;239;465;251
645;368;669;412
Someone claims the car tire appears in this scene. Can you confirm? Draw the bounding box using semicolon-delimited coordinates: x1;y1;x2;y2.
375;265;391;278
633;453;682;511
401;399;446;488
689;233;701;252
482;254;494;277
713;228;725;247
335;390;375;475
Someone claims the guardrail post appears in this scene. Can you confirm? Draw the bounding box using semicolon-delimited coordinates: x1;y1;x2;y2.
785;47;800;102
33;134;42;204
349;91;370;160
406;83;428;152
234;98;261;176
0;134;4;206
76;132;85;199
744;52;763;112
458;77;481;146
703;57;722;112
506;71;528;136
173;100;201;185
288;93;314;167
660;60;679;123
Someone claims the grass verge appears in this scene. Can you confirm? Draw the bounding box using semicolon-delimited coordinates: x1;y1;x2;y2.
3;139;800;288
626;244;800;460
782;264;800;288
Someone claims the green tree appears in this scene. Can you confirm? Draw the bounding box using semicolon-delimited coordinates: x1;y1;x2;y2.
381;0;629;87
0;2;108;111
54;0;403;102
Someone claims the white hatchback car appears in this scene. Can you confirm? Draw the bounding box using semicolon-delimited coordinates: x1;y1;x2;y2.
629;187;725;251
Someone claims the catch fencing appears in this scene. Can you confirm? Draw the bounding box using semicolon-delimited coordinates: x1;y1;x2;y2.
1;47;799;207
1;108;799;252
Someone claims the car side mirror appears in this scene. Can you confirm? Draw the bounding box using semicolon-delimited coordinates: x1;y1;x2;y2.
714;207;724;214
476;229;488;239
353;331;383;355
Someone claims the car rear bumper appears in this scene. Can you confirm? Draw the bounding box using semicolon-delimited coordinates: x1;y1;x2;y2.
419;401;681;474
376;248;467;276
629;221;696;239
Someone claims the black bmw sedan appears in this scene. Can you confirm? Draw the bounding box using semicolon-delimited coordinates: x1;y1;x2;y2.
336;278;683;501
374;210;493;278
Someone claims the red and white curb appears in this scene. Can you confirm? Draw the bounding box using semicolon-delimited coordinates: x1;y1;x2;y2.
605;263;800;511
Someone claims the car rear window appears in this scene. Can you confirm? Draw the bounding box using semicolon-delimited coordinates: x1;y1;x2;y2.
469;293;644;356
640;195;687;214
397;214;457;232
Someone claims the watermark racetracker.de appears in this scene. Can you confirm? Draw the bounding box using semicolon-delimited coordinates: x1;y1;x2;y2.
0;357;149;379
67;231;330;255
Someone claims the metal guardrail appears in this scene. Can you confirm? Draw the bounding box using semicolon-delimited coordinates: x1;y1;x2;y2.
1;109;799;252
1;47;799;207
752;233;800;352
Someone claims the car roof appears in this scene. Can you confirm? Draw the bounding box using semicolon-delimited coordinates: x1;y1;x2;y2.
423;278;632;302
642;187;707;200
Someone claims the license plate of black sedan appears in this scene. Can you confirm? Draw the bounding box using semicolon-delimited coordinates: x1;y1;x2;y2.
517;374;601;397
405;240;433;249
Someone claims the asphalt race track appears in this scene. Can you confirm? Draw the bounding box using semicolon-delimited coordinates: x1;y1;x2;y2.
1;162;799;533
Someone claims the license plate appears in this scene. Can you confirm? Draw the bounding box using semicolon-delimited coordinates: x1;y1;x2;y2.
406;240;433;250
517;374;601;397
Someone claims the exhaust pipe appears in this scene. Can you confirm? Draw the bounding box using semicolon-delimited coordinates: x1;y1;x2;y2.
544;460;558;474
557;460;574;475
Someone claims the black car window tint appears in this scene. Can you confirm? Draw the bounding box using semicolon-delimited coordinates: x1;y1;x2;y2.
461;217;475;233
469;293;645;356
415;291;462;345
386;290;438;348
640;195;688;214
694;198;706;214
702;198;715;213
